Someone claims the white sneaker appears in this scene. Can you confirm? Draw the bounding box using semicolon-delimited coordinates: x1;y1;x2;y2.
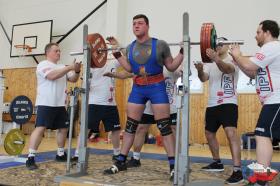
247;162;278;173
245;162;278;183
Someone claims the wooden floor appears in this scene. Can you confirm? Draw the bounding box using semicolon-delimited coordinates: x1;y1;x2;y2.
1;132;280;162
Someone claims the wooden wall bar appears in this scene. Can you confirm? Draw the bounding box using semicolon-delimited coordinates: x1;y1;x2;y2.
2;68;262;146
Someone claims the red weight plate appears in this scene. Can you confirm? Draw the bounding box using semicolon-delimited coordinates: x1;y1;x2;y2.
201;23;210;62
200;24;207;62
87;33;107;68
206;24;211;59
200;23;214;63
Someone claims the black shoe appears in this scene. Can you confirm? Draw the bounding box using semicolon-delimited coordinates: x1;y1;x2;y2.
201;161;224;172
127;157;141;168
103;160;127;174
71;156;78;162
26;157;38;170
225;170;244;184
55;152;67;162
170;169;174;181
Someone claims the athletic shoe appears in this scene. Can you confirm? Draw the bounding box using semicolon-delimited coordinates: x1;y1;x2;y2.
103;160;127;174
26;156;38;170
201;161;224;172
70;156;79;162
170;169;175;181
55;152;67;162
127;157;141;168
225;170;244;184
243;162;279;183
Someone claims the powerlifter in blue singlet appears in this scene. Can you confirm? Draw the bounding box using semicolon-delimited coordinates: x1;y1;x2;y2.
104;14;184;180
128;38;169;104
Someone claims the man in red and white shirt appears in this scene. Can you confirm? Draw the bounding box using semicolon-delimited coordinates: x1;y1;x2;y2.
230;20;280;184
195;37;242;184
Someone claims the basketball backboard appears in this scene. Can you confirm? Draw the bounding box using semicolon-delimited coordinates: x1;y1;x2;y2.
10;20;53;57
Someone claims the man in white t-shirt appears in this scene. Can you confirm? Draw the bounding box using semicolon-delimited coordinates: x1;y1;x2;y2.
26;43;81;170
195;37;243;184
230;20;280;184
71;60;122;162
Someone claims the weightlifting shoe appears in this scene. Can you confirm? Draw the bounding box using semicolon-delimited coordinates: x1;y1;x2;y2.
103;160;127;174
26;156;38;170
55;152;67;162
127;157;141;168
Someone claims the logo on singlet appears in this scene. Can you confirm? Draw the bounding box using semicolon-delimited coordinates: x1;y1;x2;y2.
221;74;235;96
256;68;272;92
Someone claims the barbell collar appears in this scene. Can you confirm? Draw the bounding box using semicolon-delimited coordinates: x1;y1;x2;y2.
217;40;244;45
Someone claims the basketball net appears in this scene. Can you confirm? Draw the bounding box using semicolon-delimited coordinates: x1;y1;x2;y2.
14;45;32;57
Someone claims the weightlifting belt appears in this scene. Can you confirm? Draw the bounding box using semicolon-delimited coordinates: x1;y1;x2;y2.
133;73;164;86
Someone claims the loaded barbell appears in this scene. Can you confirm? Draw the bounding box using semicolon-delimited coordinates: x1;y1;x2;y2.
77;23;244;68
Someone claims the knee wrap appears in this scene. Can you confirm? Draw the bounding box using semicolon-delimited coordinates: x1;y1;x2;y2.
156;118;172;136
125;117;139;134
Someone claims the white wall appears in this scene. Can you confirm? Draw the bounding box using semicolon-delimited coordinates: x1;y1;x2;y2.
116;0;280;92
118;0;280;56
0;0;108;68
1;0;280;91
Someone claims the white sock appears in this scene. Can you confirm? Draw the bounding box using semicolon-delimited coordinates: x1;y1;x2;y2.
57;147;64;156
113;148;120;156
28;149;36;158
74;149;79;157
233;166;241;172
133;152;141;160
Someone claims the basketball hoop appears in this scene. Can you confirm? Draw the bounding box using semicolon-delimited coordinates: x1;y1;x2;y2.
14;45;32;57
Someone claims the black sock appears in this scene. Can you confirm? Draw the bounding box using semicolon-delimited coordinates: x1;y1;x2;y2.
213;159;221;163
116;154;127;162
168;156;175;171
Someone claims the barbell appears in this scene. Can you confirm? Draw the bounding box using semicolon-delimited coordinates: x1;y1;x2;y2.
81;23;244;68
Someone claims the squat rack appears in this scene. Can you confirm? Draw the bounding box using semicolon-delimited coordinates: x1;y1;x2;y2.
55;12;224;186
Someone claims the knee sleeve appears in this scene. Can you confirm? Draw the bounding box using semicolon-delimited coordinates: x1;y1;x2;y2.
156;118;172;136
125;117;139;134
